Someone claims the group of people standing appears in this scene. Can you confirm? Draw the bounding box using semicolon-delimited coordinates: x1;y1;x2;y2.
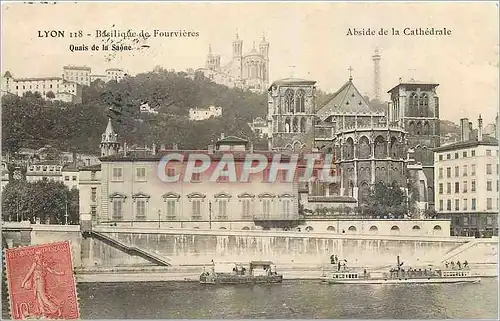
445;260;468;270
330;254;347;271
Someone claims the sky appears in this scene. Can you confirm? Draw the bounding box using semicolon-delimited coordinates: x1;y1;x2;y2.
1;1;498;124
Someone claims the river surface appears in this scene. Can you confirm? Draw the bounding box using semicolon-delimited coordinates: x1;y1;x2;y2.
2;279;499;319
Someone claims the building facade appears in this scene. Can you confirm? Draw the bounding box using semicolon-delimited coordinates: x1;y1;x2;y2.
196;33;269;93
62;65;91;86
1;72;83;103
434;116;499;237
267;78;317;152
314;77;408;205
188;106;222;121
105;68;125;83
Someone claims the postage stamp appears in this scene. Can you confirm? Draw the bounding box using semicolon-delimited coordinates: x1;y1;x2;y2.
3;241;79;320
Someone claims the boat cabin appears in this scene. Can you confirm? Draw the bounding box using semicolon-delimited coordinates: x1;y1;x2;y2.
249;261;277;276
437;269;472;278
331;272;360;279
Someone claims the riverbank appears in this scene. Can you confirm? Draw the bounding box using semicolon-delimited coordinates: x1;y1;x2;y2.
74;263;498;283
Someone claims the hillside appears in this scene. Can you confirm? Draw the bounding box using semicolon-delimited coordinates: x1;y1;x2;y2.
2;69;268;155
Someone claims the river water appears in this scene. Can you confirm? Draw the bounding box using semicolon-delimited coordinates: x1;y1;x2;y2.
2;279;498;319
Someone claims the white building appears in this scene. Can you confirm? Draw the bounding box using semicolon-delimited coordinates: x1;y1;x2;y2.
139;102;158;114
1;71;83;103
248;117;269;138
189;106;222;121
105;68;125;82
434;116;498;237
63;65;92;86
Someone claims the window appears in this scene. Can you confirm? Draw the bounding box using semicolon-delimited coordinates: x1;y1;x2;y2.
454;153;459;159
487;180;492;191
471;164;476;176
282;199;291;218
454;166;459;177
166;200;176;218
112;199;122;220
192;200;202;218
471;198;476;211
192;173;201;182
455;182;459;193
486;164;492;174
446;183;451;194
438;168;443;179
454;199;459;211
446;154;451;160
91;206;97;219
486;149;491;156
91;171;96;180
463;165;467;176
136;200;146;220
463;216;469;225
471;180;476;192
136;167;146;181
471;216;477;225
72;176;77;181
91;188;96;202
487;198;492;210
217;200;228;218
262;199;271;218
438;183;443;194
112;167;123;181
462;181;467;193
64;176;70;181
463;151;467;157
242;199;251;218
446;200;451;211
486;216;493;225
463;199;468;211
439;200;443;211
471;150;475;157
439;155;443;161
446;167;451;178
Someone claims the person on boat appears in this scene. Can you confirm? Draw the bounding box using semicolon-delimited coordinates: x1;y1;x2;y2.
334;255;338;263
363;269;367;278
445;262;449;269
330;254;335;264
457;261;461;269
463;260;468;269
450;261;455;269
337;261;341;271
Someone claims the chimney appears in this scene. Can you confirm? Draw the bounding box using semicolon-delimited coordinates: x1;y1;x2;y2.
208;144;215;154
172;143;178;150
220;133;225;139
152;143;157;155
478;114;483;141
460;118;470;142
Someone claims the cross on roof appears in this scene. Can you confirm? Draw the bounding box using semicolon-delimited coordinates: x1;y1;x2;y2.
408;68;416;81
348;66;354;80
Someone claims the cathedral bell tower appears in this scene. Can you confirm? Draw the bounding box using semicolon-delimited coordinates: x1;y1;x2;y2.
259;33;269;83
232;31;243;82
100;118;120;157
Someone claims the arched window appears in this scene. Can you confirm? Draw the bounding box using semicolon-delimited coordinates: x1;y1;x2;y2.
419;93;429;117
369;226;378;232
359;182;370;205
416;121;423;135
374;135;387;158
348;226;357;232
292;118;299;132
409;121;415;134
423;121;430;135
327;226;335;232
295;89;306;113
358;136;371;159
284;118;291;133
305;226;314;232
412;225;421;231
409;92;418;116
300;117;307;133
344;137;354;160
329;183;340;196
391;225;400;231
284;89;294;113
390;137;400;158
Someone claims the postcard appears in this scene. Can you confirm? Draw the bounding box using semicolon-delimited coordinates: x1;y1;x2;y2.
1;1;498;319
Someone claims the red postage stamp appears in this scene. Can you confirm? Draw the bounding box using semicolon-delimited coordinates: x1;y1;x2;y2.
4;240;79;319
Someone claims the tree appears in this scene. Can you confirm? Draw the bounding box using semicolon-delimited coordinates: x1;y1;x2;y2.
1;180;79;224
365;181;409;218
46;91;55;99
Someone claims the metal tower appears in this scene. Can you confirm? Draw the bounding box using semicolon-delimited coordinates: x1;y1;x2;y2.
372;48;381;101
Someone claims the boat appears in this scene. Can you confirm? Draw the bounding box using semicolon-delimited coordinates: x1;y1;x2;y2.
199;260;283;284
321;256;481;285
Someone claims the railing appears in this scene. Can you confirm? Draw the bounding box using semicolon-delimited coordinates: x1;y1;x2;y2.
253;213;301;221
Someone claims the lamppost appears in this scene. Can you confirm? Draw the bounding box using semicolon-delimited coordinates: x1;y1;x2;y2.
157;209;161;229
209;201;212;230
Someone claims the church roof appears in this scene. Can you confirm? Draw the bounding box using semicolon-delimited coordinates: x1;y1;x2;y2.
268;78;316;90
104;118;115;136
3;71;12;78
316;79;382;121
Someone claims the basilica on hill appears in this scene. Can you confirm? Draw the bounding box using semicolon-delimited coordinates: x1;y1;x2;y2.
266;70;441;213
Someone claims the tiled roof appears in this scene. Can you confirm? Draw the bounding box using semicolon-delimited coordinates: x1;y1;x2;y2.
79;164;101;171
387;82;439;93
433;136;498;152
15;77;62;82
63;65;91;70
268;78;316;90
316;79;382;120
307;196;357;203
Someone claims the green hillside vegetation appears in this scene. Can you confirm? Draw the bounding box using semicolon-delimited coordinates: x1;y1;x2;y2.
2;68;268;155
